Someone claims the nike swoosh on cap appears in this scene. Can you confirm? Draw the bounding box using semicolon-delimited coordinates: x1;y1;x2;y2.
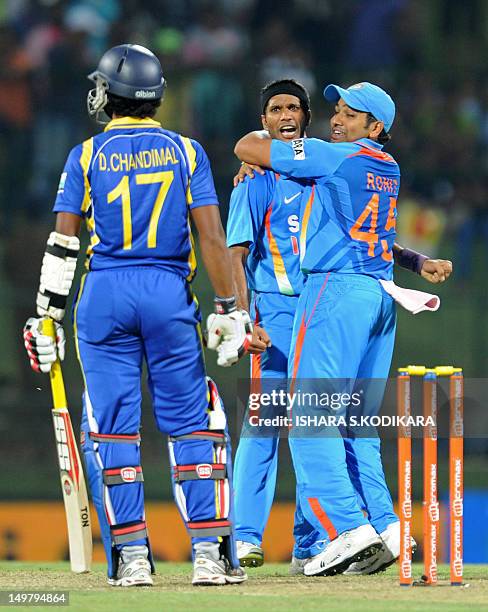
284;192;301;204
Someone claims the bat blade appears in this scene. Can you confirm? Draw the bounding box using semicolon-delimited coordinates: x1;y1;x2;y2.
52;407;92;573
41;317;92;573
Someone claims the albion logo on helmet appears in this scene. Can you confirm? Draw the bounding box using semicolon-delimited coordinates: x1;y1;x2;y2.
135;90;157;99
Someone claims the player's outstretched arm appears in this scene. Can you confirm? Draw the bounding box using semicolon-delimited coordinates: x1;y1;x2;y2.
393;242;453;284
230;245;270;353
234;131;272;168
191;205;234;298
23;212;82;373
191;206;254;366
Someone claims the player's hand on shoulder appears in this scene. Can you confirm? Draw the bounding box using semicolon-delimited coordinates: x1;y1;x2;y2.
420;259;453;284
206;297;253;367
23;317;65;373
233;163;266;187
247;324;271;354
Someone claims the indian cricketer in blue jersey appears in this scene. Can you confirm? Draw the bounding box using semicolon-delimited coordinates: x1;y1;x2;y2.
234;82;451;576
231;82;452;571
227;80;310;567
22;44;253;587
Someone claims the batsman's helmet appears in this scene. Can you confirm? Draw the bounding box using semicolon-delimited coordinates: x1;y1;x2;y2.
87;44;166;122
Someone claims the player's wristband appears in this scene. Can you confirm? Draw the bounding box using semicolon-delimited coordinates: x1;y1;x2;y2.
214;296;237;315
394;247;428;275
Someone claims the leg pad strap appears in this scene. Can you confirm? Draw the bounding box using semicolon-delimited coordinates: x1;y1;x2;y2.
173;463;226;482
103;466;144;485
90;432;141;444
170;431;226;445
111;521;148;546
187;519;232;538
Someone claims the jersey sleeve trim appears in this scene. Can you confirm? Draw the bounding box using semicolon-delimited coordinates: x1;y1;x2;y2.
80;138;94;213
180;137;197;205
186;213;198;281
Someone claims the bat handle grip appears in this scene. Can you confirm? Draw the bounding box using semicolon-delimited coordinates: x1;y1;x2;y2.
41;317;66;408
41;316;56;339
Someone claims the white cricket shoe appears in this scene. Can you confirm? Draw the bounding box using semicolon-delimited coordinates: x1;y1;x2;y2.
236;540;264;567
289;555;311;575
344;521;417;575
108;545;153;587
304;524;382;576
192;556;248;586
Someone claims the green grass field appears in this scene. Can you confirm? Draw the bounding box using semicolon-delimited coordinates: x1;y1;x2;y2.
0;563;487;612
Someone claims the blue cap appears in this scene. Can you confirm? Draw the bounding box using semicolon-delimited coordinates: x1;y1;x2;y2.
323;82;395;132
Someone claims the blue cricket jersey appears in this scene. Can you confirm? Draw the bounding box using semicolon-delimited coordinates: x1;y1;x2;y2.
53;116;218;280
226;171;309;296
270;137;400;280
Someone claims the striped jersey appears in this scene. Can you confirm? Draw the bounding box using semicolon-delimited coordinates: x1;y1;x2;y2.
226;171;311;295
53;116;218;279
270;137;400;280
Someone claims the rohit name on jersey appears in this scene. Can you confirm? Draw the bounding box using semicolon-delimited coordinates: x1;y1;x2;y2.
366;172;399;195
98;147;180;172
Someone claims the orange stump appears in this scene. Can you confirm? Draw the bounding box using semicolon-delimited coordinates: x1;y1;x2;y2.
397;370;412;586
422;371;438;584
449;372;464;586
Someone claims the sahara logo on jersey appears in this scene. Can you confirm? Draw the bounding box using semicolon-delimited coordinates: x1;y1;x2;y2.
288;214;300;233
291;138;305;160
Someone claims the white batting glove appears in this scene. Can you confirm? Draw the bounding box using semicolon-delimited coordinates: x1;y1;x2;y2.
23;317;65;373
206;297;253;367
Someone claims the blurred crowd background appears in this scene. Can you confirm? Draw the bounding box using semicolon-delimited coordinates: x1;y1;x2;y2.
1;0;488;529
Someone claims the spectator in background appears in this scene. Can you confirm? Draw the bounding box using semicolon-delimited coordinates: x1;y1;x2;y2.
183;5;248;143
257;18;316;96
346;0;406;72
0;25;32;220
64;0;121;56
28;18;95;218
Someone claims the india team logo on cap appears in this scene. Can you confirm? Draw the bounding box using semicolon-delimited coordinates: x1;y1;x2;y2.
349;83;366;90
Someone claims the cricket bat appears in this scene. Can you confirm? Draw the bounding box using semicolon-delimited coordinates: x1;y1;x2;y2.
42;318;92;573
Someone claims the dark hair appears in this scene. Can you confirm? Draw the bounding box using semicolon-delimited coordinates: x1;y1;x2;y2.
105;93;161;119
365;112;391;145
260;79;311;126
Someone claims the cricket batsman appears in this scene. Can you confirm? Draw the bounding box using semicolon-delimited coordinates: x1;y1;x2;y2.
22;43;251;587
234;82;451;576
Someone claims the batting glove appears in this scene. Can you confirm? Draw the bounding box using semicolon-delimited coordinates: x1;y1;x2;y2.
23;317;65;373
206;297;253;367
